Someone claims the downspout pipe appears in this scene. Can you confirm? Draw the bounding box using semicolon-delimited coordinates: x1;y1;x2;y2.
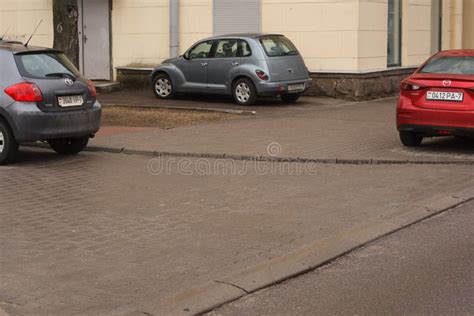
170;0;179;57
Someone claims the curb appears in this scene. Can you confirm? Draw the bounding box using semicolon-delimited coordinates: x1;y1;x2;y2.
25;143;474;166
153;188;474;315
102;103;257;116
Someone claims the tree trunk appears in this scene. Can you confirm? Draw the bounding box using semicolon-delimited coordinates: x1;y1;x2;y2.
52;0;79;68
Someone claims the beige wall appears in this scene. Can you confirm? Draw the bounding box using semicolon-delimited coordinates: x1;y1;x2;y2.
462;0;473;48
402;0;432;67
358;0;387;70
262;0;360;71
0;0;53;47
0;0;469;77
112;0;169;68
179;0;213;54
442;0;463;49
112;0;213;69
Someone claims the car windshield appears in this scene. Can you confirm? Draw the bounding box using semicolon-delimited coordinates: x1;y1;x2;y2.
419;56;474;75
260;36;298;57
15;52;81;78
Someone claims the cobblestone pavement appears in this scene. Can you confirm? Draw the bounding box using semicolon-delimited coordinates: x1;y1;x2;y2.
0;147;472;315
91;97;474;162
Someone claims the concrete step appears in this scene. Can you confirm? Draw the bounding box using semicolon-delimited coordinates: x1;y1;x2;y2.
93;81;120;93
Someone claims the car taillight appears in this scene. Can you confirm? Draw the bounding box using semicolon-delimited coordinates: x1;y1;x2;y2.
256;70;269;81
87;79;97;97
400;81;426;91
4;82;43;102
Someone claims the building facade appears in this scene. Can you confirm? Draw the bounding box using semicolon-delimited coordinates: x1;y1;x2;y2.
0;0;472;97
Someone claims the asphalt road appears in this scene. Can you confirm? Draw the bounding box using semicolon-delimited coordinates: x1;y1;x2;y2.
210;200;474;315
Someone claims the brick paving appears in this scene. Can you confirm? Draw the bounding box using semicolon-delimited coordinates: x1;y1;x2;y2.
92;97;474;162
0;147;472;315
1;96;473;314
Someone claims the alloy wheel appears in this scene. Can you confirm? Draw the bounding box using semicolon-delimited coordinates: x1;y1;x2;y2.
0;130;4;154
155;78;172;97
235;82;251;103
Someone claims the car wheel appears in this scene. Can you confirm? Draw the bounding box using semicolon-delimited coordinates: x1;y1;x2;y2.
233;78;257;106
0;119;19;165
281;93;301;103
153;73;175;99
48;136;89;155
399;131;423;147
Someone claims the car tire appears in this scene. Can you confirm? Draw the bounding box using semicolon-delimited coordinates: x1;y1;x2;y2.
153;73;175;99
48;136;89;155
281;93;302;103
399;131;423;147
233;78;257;106
0;119;19;165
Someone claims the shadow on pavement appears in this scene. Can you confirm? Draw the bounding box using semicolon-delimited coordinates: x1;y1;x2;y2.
98;89;318;111
417;137;474;155
13;147;86;165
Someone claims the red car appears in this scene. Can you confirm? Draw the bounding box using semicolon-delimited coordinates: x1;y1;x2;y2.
397;49;474;146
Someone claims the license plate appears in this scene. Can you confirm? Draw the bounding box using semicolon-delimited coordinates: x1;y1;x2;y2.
426;91;464;102
58;95;83;107
288;83;305;92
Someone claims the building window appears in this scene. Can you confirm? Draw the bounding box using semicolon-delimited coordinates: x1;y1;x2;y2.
431;0;442;53
213;0;261;35
387;0;402;67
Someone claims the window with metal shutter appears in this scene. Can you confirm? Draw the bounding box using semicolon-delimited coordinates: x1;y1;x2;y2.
213;0;262;35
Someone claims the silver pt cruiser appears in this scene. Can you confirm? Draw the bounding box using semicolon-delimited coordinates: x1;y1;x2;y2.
151;34;312;105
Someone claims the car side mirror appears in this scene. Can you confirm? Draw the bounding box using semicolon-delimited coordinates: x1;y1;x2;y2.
183;52;190;60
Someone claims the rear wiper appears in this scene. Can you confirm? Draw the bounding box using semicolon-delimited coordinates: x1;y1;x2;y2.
284;51;298;56
45;72;76;80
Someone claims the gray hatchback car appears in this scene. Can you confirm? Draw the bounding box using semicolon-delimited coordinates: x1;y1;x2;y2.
151;34;312;105
0;42;101;164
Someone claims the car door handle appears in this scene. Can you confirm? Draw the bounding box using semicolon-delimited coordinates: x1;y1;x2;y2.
201;62;208;67
232;62;240;67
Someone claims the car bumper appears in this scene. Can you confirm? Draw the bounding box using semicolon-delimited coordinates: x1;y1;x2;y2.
396;96;474;135
7;101;102;142
398;124;474;137
256;78;313;96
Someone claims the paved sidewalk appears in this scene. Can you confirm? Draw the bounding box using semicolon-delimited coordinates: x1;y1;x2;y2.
2;96;473;315
92;97;474;162
0;148;472;315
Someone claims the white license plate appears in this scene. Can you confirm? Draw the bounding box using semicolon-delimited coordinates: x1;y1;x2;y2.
426;91;464;102
58;95;83;107
288;83;305;92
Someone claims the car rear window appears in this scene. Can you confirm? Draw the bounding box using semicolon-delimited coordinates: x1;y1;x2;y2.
419;56;474;75
15;52;81;78
259;36;298;57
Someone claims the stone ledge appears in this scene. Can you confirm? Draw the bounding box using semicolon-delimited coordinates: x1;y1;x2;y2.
308;67;417;100
115;66;418;100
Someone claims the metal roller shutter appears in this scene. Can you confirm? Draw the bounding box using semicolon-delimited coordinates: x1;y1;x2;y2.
213;0;262;35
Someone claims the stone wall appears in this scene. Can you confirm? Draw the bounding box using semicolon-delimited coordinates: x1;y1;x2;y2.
116;66;417;100
116;67;154;89
307;67;417;101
